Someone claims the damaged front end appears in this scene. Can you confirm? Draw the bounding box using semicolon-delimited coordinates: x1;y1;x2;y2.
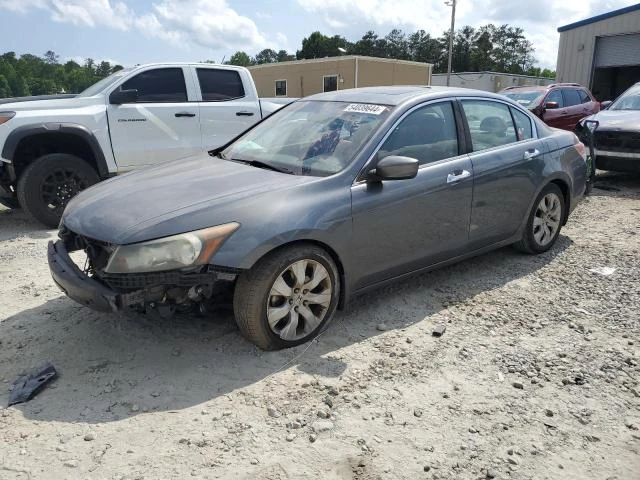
48;225;240;316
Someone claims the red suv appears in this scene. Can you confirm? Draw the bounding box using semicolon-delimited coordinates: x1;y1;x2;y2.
500;83;600;131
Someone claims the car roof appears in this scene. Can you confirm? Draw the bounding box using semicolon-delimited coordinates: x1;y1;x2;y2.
501;85;548;92
304;86;516;106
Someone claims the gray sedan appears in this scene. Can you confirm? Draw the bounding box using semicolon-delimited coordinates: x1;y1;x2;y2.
48;86;588;350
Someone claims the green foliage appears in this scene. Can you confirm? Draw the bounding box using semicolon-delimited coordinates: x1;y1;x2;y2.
226;51;254;67
0;50;117;99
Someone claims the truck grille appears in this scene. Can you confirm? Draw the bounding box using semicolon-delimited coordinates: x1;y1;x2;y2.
594;131;640;153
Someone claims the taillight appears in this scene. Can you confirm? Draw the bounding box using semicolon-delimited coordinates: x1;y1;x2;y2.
573;134;587;160
0;111;15;125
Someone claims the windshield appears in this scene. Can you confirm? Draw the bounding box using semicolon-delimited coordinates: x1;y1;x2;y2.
221;100;392;177
502;90;544;108
610;84;640;110
76;67;134;97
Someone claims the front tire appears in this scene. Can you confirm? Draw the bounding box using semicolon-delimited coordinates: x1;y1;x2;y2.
17;153;99;228
514;183;565;254
233;244;340;350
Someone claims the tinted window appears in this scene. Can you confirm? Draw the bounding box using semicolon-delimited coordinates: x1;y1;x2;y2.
323;76;337;92
275;80;287;96
563;88;581;107
197;68;245;101
545;89;564;108
121;68;187;103
461;100;517;152
379;101;459;166
510;108;533;140
577;89;592;104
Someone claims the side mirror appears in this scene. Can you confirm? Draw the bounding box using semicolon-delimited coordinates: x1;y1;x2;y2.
109;88;138;105
368;155;419;182
600;100;612;110
544;101;559;110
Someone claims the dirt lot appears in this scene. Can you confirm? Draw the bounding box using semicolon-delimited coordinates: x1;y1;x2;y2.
0;172;639;480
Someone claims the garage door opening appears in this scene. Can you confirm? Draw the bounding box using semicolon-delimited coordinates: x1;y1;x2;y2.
592;66;640;101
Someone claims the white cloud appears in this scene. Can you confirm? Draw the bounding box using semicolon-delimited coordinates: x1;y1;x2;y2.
0;0;281;54
140;0;271;51
49;0;133;30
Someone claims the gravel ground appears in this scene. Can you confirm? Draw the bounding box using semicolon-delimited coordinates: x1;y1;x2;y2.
0;172;639;480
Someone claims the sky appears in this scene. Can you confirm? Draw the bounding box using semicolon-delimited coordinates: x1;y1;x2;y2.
0;0;635;70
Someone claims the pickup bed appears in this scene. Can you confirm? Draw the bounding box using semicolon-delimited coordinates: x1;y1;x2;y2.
0;63;293;227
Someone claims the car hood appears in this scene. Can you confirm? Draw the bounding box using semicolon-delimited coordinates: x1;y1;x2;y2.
62;153;316;245
1;95;104;111
586;109;640;131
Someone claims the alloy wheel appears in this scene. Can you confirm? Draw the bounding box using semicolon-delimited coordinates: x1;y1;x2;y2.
266;259;332;341
533;192;561;247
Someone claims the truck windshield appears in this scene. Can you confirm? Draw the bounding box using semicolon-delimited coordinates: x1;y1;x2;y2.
221;100;392;177
76;68;135;97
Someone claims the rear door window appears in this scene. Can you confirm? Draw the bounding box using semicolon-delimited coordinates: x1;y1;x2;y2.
563;88;581;107
510;108;533;140
120;68;187;103
197;68;245;101
577;89;592;104
545;89;564;108
460;100;518;151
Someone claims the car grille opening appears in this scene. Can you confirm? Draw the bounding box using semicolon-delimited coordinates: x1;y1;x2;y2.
594;131;640;153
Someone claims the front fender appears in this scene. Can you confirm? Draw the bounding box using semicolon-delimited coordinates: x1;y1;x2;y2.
1;123;111;178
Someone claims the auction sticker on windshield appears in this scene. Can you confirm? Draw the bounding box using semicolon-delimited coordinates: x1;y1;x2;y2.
343;104;388;115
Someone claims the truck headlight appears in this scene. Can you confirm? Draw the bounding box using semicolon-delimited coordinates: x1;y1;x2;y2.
0;112;16;125
104;222;239;274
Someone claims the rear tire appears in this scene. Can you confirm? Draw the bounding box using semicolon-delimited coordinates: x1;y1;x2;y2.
514;183;565;254
233;244;340;350
17;153;99;228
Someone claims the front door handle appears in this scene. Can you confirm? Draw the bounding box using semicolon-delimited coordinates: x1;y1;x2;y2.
523;149;540;160
446;169;471;184
236;111;255;116
175;112;196;117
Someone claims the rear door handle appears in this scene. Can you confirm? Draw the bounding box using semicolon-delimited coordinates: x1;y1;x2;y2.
236;111;255;116
446;169;471;184
175;112;196;117
523;149;540;160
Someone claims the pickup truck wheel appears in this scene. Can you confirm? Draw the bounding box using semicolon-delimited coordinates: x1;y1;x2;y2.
17;153;99;228
233;245;340;350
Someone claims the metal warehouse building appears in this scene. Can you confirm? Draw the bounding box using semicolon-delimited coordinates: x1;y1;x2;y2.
248;56;432;98
556;3;640;101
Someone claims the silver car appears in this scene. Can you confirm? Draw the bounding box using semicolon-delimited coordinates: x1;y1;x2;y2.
49;86;588;350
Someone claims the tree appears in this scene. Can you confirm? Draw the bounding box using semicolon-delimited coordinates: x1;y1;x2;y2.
385;29;409;60
276;50;295;62
96;61;112;77
226;51;253;67
296;31;349;59
43;50;59;65
0;75;12;97
253;48;278;65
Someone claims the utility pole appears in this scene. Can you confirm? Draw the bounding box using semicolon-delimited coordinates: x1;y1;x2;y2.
445;0;456;86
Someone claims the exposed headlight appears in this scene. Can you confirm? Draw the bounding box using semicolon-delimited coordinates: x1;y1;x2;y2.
104;222;239;274
0;111;16;125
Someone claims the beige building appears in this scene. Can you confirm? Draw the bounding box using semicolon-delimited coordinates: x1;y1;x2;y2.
556;4;640;100
431;72;555;92
248;56;432;98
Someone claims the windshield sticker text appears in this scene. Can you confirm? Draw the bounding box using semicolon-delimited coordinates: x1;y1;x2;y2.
343;104;387;115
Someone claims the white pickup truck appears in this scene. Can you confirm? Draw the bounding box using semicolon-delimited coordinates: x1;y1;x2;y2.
0;63;293;227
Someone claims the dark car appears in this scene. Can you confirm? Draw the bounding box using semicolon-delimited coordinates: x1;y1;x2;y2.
576;82;640;173
500;83;600;131
48;87;588;350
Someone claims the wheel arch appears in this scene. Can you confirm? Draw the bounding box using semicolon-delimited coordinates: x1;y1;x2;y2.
548;177;570;225
2;123;109;181
241;239;348;310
